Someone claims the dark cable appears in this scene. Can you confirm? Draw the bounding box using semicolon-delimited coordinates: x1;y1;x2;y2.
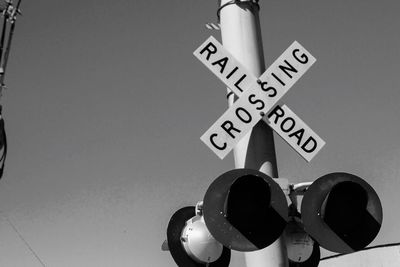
217;0;259;21
0;106;7;179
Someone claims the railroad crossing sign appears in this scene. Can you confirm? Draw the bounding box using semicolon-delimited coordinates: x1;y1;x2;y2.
194;36;325;162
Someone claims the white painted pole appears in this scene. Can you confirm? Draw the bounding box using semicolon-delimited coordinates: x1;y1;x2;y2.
218;1;289;266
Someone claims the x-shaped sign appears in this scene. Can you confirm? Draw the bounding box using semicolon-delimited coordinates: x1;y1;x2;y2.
194;36;325;162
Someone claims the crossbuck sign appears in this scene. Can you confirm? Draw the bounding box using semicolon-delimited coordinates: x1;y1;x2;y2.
194;36;325;162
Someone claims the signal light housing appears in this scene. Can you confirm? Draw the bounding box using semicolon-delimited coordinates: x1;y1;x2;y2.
301;172;383;253
166;206;231;267
203;169;288;252
285;216;320;267
288;241;320;267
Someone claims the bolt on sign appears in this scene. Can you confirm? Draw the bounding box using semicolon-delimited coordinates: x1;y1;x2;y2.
193;36;325;162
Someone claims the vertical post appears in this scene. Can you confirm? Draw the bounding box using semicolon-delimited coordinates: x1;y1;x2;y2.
218;1;288;266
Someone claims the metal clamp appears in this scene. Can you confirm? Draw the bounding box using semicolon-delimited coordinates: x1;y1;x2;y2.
195;201;203;216
217;0;260;21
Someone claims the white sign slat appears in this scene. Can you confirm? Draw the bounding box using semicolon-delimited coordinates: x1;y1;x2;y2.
265;104;326;162
193;36;256;97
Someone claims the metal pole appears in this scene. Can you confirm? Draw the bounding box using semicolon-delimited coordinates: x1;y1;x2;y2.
218;1;288;266
0;0;12;66
0;0;22;89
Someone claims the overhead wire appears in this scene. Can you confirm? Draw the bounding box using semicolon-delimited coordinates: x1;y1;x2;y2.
4;215;47;267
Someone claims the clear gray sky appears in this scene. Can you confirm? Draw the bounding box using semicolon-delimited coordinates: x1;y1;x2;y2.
0;0;399;266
